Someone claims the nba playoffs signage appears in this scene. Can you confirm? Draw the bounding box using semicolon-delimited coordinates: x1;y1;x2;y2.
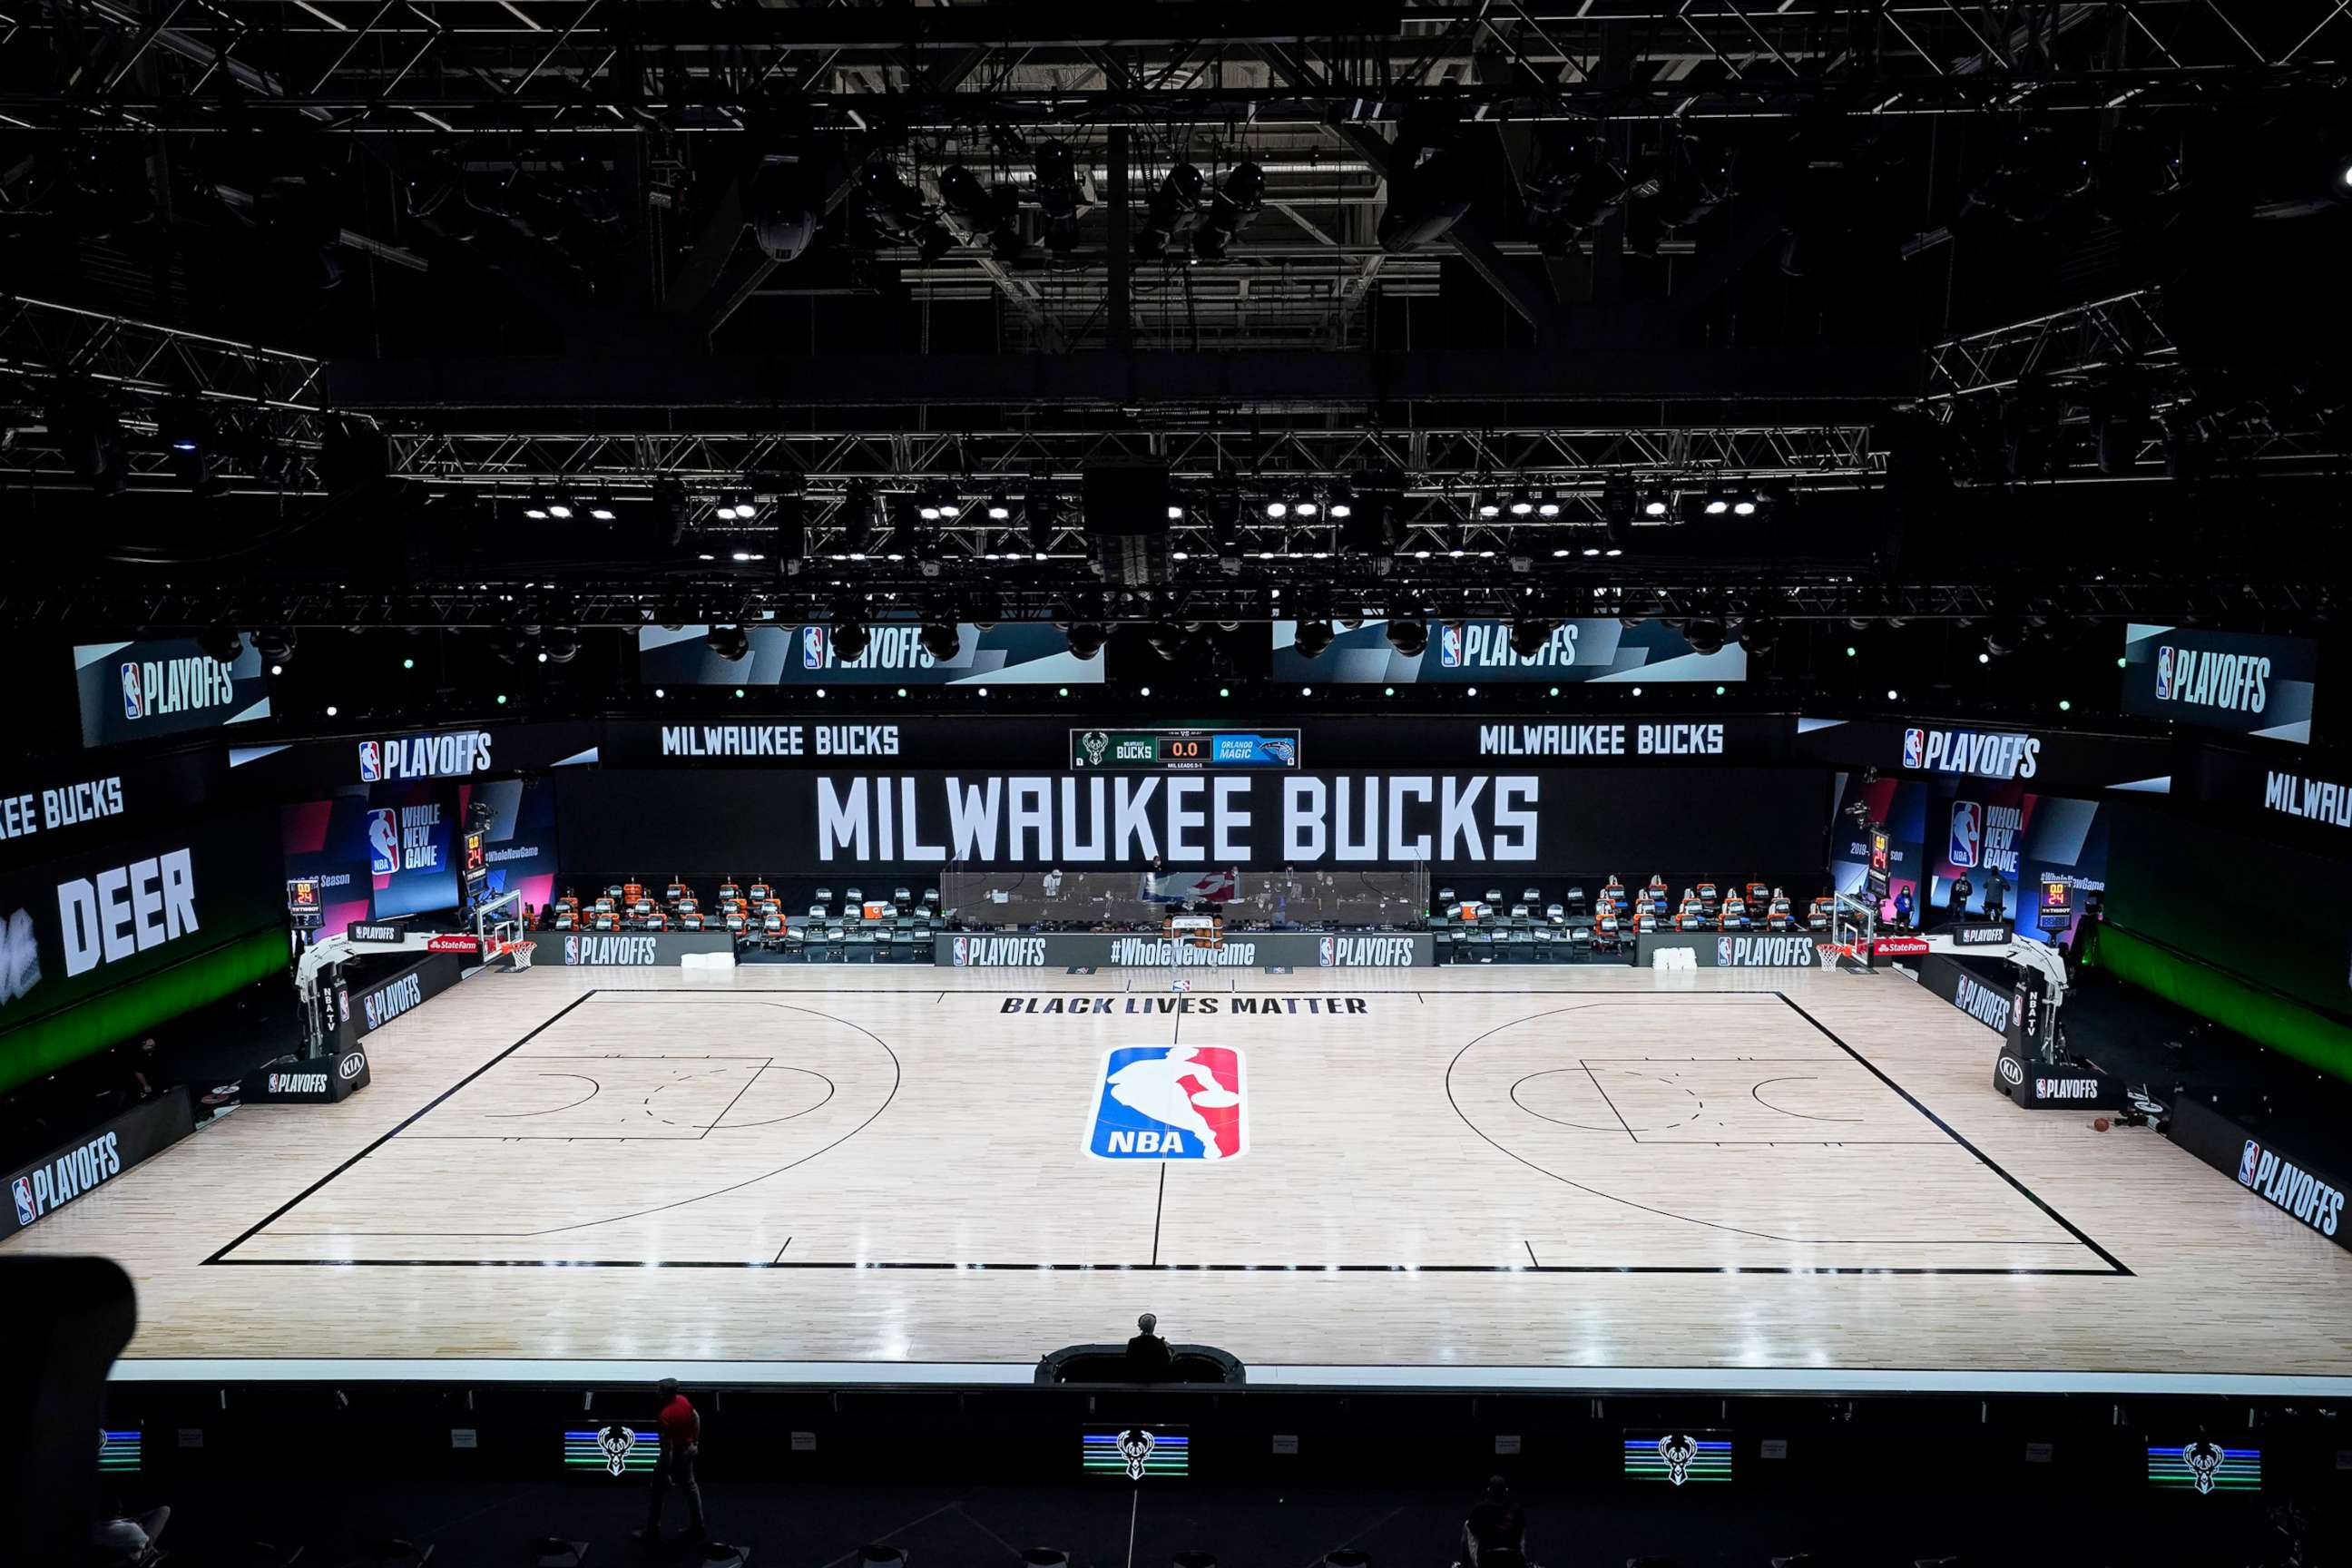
637;623;1102;686
1993;1045;2121;1110
2169;1094;2351;1253
357;730;494;782
544;931;736;966
337;953;463;1048
2122;625;2317;745
936;932;1432;968
1270;619;1746;684
1907;953;2025;1045
240;1048;370;1103
1796;717;2168;795
1632;932;1828;968
4;1089;193;1236
74;637;270;749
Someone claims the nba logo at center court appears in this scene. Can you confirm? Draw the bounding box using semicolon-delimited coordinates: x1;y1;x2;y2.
366;808;400;877
120;663;143;720
1948;800;1983;867
1902;727;1926;769
1087;1046;1246;1161
801;625;827;669
358;740;383;781
1438;623;1464;667
2155;644;2175;700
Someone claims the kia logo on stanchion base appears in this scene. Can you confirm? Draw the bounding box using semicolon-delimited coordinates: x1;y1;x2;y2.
338;1052;367;1081
1997;1055;2025;1087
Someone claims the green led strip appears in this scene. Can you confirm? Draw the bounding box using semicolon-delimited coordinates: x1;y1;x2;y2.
2086;923;2352;1086
0;924;284;1096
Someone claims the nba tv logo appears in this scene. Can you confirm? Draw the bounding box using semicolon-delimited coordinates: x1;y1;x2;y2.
357;740;383;781
1438;623;1464;667
801;626;827;669
1902;727;1926;769
1086;1046;1246;1161
120;663;143;720
366;808;399;876
2155;644;2175;700
1948;800;1983;867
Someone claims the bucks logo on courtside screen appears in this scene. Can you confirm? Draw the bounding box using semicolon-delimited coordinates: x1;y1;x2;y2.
1081;730;1111;767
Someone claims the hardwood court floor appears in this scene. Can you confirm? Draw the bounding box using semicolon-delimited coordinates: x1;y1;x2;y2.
10;965;2352;1391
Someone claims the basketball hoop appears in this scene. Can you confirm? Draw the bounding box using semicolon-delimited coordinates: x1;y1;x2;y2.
501;940;535;972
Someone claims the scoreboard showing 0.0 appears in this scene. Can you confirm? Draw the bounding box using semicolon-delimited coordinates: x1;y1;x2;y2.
1071;727;1302;771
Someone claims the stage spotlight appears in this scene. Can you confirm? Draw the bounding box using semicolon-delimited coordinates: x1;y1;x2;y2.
1703;495;1730;516
840;479;877;554
1135;162;1207;259
1294;620;1335;660
940;162;1027;260
708;624;750;662
1035;140;1086;255
832;621;871;662
1509;621;1550;658
1265;500;1289;520
770;495;808;576
750;150;823;263
920;622;961;662
1736;616;1779;656
1682;617;1727;656
1385;620;1429;658
197;628;244;663
1476;499;1500;518
1148;622;1193;661
1731;497;1758;516
256;627;298;666
1642;497;1669;517
544;625;581;664
1067;622;1108;661
1509;497;1534;516
1191;161;1264;262
986;495;1012;521
1602;473;1637;550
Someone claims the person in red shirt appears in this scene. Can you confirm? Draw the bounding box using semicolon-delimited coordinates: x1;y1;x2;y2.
636;1378;706;1544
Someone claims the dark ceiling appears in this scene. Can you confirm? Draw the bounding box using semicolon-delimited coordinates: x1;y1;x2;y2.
0;0;2346;640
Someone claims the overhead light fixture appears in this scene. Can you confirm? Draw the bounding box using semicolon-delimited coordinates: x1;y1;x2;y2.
1191;161;1264;262
547;501;573;519
1294;620;1335;660
708;624;750;662
1509;621;1551;658
1135;162;1207;259
1385;620;1429;658
920;622;962;662
832;620;871;662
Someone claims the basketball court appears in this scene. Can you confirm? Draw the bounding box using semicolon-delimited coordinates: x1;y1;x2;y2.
12;964;2352;1394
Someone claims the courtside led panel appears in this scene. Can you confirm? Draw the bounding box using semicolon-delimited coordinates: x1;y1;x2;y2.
1083;1427;1190;1479
2147;1443;2260;1494
564;1426;659;1476
99;1429;141;1475
1623;1432;1732;1485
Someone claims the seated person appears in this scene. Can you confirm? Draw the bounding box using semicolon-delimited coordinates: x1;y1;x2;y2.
1126;1312;1173;1379
1464;1476;1525;1566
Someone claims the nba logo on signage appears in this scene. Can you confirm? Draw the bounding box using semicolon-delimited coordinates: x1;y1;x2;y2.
366;808;400;877
2155;644;2175;700
1438;624;1464;667
1317;936;1335;967
11;1176;33;1228
357;740;382;781
951;936;969;967
563;936;579;965
1948;801;1983;867
1902;727;1926;769
801;626;827;669
1087;1046;1246;1161
120;663;144;720
2239;1140;2260;1186
1716;936;1732;965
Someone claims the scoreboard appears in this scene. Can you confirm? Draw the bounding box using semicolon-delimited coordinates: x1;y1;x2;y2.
1071;727;1302;771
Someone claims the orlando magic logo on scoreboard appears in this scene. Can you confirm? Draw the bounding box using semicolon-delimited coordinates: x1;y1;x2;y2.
1086;1046;1246;1161
1948;800;1983;867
